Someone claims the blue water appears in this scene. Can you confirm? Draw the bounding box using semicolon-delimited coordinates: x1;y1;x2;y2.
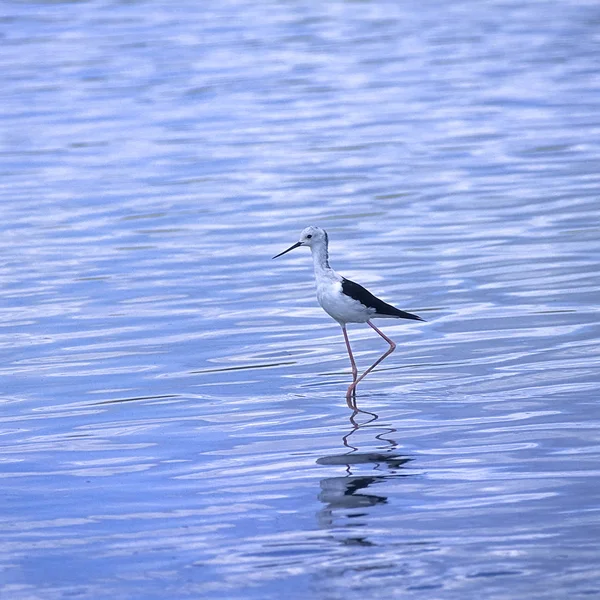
1;1;600;598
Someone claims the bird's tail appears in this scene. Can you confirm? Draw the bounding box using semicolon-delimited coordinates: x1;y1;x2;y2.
378;306;425;321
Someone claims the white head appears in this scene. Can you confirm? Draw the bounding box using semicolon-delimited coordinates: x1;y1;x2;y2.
297;226;328;248
272;226;328;259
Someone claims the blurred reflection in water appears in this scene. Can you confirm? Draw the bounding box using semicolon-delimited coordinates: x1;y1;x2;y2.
316;412;414;530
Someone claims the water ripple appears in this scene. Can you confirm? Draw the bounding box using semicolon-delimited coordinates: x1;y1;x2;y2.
1;0;600;599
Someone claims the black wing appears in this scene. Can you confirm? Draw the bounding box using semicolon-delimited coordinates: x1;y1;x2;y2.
341;278;424;321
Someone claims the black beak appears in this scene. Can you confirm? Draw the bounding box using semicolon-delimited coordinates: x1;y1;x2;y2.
272;241;302;259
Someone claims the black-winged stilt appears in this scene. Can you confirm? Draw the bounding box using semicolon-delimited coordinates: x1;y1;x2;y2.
273;226;424;405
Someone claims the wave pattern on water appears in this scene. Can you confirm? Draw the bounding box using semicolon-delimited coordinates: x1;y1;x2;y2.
1;0;600;599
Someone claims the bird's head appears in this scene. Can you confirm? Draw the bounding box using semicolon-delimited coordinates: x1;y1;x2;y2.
272;226;327;258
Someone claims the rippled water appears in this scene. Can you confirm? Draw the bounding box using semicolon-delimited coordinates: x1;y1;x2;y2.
2;0;600;598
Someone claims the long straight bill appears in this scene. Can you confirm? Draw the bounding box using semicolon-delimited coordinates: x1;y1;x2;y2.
272;241;302;259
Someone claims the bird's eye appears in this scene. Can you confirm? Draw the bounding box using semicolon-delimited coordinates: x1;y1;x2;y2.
306;234;312;239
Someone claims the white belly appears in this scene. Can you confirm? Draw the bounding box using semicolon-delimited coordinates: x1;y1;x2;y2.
316;280;374;324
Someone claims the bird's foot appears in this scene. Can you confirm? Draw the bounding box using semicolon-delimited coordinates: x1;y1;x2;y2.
346;383;357;409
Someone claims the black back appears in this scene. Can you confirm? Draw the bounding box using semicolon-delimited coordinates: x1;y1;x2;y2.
341;278;424;321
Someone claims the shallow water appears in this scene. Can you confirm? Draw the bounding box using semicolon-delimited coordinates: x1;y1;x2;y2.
1;0;600;598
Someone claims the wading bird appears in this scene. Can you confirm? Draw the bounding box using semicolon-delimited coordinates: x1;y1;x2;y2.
273;226;424;405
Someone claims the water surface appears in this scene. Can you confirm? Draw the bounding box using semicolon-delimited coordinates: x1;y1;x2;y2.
1;1;600;598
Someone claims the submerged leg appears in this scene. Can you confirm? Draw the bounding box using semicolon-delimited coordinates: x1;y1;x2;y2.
346;320;396;398
341;324;358;408
341;324;358;381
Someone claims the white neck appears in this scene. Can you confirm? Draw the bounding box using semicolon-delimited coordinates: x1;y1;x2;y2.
310;240;332;277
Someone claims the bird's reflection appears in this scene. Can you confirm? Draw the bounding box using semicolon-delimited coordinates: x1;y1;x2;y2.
316;406;414;530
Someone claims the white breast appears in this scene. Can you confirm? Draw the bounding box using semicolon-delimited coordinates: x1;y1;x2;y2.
316;278;373;324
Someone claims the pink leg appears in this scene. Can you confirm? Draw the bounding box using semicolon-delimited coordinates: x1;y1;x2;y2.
341;325;358;408
341;324;358;381
346;321;396;398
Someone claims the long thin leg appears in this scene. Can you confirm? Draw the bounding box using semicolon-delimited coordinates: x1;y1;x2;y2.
341;324;358;409
341;324;358;382
346;320;396;399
